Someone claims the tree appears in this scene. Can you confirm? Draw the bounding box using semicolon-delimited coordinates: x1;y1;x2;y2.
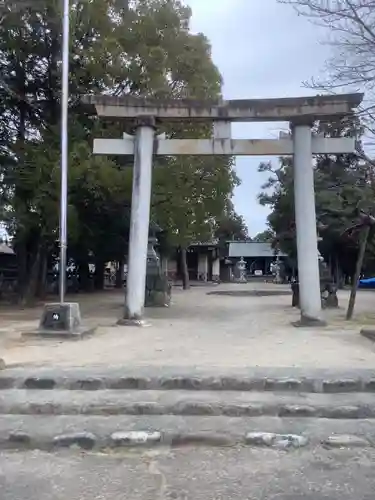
258;157;297;258
344;210;375;319
0;0;239;299
258;119;374;285
0;0;133;299
143;1;240;289
215;201;249;242
152;155;240;288
253;229;275;243
278;0;375;134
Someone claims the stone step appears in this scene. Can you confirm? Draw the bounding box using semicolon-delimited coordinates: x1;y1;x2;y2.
1;366;375;393
1;414;375;451
1;389;375;418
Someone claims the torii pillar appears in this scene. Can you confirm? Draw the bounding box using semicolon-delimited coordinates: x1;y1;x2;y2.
84;93;363;326
292;122;323;326
122;118;155;324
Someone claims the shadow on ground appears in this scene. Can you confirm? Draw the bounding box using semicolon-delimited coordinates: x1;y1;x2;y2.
206;290;292;297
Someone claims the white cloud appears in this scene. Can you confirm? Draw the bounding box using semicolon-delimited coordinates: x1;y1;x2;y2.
185;0;331;235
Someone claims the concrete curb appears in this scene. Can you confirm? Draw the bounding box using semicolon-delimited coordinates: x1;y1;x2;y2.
2;403;375;419
22;327;96;340
1;429;373;452
1;414;374;451
1;373;375;393
1;389;375;419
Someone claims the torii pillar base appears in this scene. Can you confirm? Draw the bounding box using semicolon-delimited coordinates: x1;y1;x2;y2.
23;303;95;340
117;317;151;328
292;315;327;328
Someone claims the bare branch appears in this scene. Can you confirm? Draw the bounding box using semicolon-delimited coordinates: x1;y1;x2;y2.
279;0;375;137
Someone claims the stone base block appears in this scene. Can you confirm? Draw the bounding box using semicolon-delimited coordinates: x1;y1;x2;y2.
23;302;95;339
145;290;171;308
291;282;339;309
293;315;327;328
197;273;208;282
360;328;375;342
145;275;172;308
117;317;151;327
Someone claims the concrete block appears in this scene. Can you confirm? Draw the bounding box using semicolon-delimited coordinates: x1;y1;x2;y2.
322;434;370;448
23;378;56;390
292;315;327;328
245;432;308;448
53;432;97;449
110;431;161;446
323;379;361;393
8;431;31;445
23;302;95;339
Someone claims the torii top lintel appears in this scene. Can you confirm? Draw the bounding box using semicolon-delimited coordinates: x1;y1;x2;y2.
82;93;363;123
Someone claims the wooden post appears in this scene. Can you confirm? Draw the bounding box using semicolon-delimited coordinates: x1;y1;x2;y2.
346;226;370;320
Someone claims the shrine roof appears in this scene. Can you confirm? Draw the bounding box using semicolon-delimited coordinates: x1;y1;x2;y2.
228;241;287;258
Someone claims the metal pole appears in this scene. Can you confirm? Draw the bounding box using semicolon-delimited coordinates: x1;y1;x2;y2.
59;0;70;304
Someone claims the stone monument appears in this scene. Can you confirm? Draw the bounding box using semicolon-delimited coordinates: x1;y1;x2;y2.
23;302;94;339
144;236;171;308
291;256;338;310
319;257;338;309
270;259;283;284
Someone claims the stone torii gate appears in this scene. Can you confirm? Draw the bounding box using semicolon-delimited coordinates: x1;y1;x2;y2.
84;93;363;326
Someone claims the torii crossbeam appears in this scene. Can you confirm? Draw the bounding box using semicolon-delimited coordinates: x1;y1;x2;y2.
83;93;363;327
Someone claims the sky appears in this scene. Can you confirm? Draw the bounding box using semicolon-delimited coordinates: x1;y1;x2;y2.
186;0;331;236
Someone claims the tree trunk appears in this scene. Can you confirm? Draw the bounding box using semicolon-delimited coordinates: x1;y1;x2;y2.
36;247;48;299
94;260;105;291
115;259;124;288
161;255;169;275
346;226;369;320
335;259;345;289
77;258;91;292
15;241;28;302
334;258;339;286
24;246;42;305
180;247;190;290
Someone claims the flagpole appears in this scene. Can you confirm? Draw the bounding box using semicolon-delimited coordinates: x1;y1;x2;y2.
59;0;70;303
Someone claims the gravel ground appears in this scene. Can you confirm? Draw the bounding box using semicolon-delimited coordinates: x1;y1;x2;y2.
1;445;375;499
1;284;375;370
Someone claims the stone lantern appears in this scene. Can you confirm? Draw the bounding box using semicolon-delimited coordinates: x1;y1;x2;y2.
236;257;247;283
